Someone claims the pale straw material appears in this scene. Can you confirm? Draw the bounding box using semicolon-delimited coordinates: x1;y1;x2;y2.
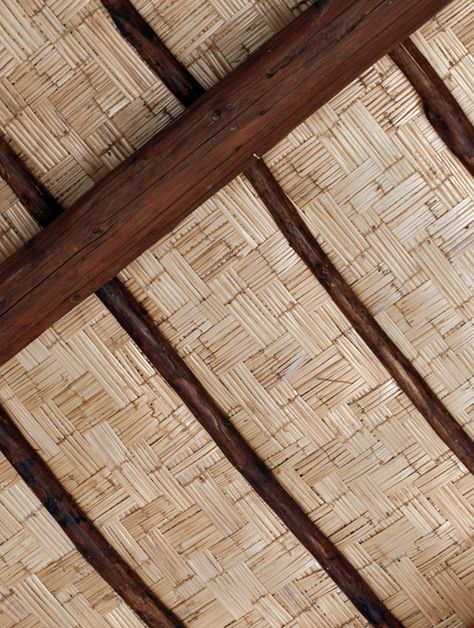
0;0;473;626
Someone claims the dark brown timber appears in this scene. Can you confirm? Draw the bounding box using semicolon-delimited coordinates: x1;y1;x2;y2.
0;137;63;226
0;0;451;364
245;158;474;474
0;405;183;628
98;6;403;623
0;142;183;625
389;38;474;176
100;0;205;106
98;278;402;628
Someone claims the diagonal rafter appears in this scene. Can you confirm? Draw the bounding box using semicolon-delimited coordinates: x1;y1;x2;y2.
0;3;407;625
244;158;474;473
389;37;474;176
0;0;470;624
0;0;452;363
0;404;184;628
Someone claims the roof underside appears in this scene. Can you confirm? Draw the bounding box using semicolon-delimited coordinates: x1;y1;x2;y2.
0;0;473;626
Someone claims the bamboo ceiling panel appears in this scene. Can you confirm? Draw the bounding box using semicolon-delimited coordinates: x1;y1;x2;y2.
0;0;473;627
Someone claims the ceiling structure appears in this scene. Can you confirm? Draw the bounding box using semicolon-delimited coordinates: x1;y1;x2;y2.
0;0;473;626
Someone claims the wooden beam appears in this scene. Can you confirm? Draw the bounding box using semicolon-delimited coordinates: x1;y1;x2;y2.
244;158;474;474
98;278;402;628
0;138;401;628
0;0;450;364
100;0;204;107
0;405;183;628
389;38;474;176
97;7;402;622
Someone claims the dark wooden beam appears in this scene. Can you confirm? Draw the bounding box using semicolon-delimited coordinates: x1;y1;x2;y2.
0;137;62;226
0;405;183;628
244;158;474;474
98;278;402;628
100;0;474;473
100;0;204;107
389;38;474;176
0;0;451;364
0;142;401;628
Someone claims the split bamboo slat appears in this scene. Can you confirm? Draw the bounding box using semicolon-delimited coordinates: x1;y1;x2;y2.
0;0;473;626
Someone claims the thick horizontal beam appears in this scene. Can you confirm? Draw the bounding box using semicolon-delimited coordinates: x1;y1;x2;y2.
245;158;474;473
98;278;401;628
0;0;450;364
389;37;474;176
0;405;183;628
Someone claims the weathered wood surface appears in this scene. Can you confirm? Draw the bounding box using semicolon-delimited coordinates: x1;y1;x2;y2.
245;158;474;474
0;405;183;628
0;6;402;624
100;0;205;106
98;278;402;628
390;38;474;176
100;0;473;476
0;0;451;364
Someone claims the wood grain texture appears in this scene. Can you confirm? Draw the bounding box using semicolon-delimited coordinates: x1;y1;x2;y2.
244;157;474;474
0;405;183;628
100;0;205;107
0;0;451;365
98;277;402;628
0;136;185;625
389;37;474;176
70;7;401;622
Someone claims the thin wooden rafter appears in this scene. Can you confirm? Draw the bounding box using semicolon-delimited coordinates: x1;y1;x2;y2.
0;0;470;625
0;0;452;363
244;159;474;473
99;0;473;471
0;405;183;628
0;142;400;626
390;37;474;176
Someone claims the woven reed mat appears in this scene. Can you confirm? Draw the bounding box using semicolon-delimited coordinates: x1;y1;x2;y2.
0;0;472;625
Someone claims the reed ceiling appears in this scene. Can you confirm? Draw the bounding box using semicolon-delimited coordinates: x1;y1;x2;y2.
0;0;473;626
